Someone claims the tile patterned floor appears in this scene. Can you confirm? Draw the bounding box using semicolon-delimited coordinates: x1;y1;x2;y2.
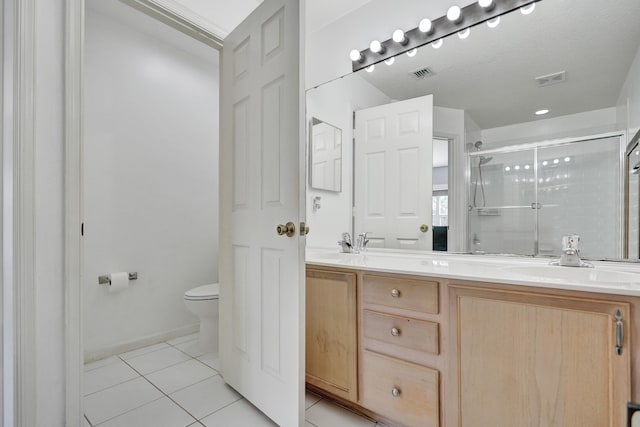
84;333;382;426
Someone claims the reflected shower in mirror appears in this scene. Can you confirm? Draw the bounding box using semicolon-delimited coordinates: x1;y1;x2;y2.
306;0;640;260
309;118;342;192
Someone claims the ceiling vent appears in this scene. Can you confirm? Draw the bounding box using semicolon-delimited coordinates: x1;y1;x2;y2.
535;71;566;87
409;66;434;80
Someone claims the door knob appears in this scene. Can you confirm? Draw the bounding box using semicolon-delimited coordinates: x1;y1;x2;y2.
276;222;296;237
300;222;310;236
420;224;429;233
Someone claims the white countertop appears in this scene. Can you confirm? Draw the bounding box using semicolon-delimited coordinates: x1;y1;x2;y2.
306;247;640;297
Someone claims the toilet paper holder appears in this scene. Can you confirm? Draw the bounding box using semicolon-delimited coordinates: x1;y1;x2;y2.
98;272;138;285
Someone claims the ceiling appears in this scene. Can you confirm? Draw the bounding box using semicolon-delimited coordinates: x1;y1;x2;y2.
356;0;640;129
164;0;376;37
306;0;376;34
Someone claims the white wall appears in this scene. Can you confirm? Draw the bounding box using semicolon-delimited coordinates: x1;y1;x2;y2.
480;107;618;147
617;45;640;141
306;74;390;248
83;1;219;359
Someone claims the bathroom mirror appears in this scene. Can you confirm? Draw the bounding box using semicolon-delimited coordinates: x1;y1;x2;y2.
306;0;640;260
309;117;343;192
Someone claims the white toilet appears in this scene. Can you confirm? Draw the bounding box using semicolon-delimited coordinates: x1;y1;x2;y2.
183;283;219;353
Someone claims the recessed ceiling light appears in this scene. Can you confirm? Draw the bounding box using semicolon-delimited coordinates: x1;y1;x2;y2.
535;109;549;115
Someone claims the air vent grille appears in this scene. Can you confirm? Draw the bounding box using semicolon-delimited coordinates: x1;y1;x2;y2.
409;67;434;80
536;71;566;87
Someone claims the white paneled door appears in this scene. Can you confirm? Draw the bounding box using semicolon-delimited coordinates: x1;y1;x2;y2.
219;0;304;426
355;95;434;250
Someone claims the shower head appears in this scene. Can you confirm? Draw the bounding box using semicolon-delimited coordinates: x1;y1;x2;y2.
479;155;493;165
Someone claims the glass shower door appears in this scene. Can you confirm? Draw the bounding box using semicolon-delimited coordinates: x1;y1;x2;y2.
468;148;536;255
536;136;622;259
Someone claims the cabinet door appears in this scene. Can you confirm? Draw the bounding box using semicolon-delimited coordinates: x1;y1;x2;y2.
449;286;630;427
306;269;358;402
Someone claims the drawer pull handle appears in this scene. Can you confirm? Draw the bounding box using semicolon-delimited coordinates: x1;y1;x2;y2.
391;387;401;397
390;327;400;337
391;289;400;298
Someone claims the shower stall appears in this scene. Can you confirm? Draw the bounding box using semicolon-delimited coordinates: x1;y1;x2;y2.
467;133;624;259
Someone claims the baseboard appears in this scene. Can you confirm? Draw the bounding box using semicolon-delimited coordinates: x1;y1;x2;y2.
84;323;199;363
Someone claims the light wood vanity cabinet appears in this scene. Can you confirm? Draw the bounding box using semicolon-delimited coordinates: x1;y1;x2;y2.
360;273;442;427
449;285;631;427
305;268;358;402
306;265;633;427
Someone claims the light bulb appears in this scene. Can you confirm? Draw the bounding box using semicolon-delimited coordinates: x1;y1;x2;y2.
406;48;417;57
520;3;535;15
524;165;530;170
419;18;432;33
385;57;395;65
458;28;470;39
432;39;443;49
478;0;493;8
370;40;383;53
487;16;500;28
564;157;571;162
542;161;548;166
447;5;462;22
392;29;406;44
553;159;559;164
505;166;511;171
514;165;520;170
535;109;549;115
366;64;375;73
349;49;362;62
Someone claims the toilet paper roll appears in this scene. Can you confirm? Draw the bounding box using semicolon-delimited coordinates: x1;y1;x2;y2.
108;272;129;293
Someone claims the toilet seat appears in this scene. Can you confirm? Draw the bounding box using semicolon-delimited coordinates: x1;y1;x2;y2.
184;283;219;301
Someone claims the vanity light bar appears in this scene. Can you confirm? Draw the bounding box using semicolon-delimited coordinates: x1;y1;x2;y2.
351;0;542;72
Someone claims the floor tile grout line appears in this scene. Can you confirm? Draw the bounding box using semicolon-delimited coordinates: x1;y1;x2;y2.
91;395;166;426
120;356;202;424
83;372;142;398
195;395;244;423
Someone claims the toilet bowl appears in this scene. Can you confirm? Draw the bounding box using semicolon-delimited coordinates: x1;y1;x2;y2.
183;283;219;353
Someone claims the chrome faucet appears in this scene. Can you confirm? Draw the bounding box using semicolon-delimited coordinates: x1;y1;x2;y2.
549;234;593;268
338;232;353;253
338;232;369;253
355;232;370;253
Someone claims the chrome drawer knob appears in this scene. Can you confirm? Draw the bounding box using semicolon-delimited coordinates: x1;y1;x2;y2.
391;387;401;397
391;289;400;298
390;327;400;337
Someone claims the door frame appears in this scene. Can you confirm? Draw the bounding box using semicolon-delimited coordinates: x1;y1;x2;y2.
64;1;223;425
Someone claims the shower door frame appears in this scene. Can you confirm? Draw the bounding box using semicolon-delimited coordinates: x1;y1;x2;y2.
467;130;626;258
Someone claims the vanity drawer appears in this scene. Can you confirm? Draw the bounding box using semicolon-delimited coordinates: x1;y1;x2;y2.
363;274;439;314
363;310;439;355
361;351;439;427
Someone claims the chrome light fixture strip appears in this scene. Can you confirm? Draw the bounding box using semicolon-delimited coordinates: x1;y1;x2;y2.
351;0;541;72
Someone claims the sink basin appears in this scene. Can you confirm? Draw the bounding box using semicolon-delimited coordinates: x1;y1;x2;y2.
505;265;640;284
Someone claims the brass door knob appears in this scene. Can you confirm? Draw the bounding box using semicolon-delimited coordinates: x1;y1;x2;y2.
300;222;310;236
390;327;400;337
276;222;296;237
391;289;400;298
420;224;429;233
